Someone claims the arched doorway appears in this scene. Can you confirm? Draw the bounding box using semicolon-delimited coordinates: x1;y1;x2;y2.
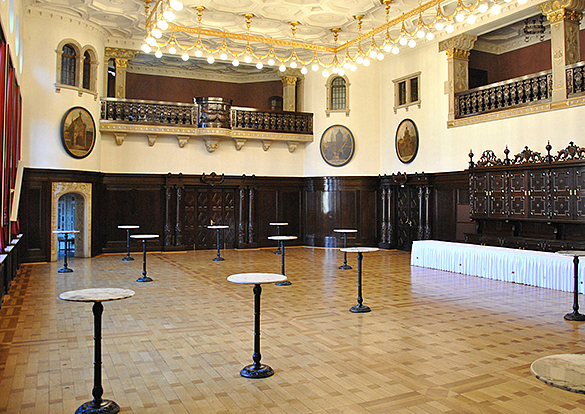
51;182;92;261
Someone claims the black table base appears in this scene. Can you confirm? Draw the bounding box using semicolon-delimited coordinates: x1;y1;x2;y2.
241;363;274;378
350;304;371;313
137;239;153;283
122;256;134;262
213;228;225;261
241;284;274;378
339;233;352;270
351;252;370;313
564;255;585;322
75;399;120;414
275;240;291;286
122;229;134;261
58;233;74;273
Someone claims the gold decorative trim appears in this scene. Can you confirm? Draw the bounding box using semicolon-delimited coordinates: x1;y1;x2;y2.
444;49;471;59
545;8;583;23
287;141;299;153
438;34;478;53
105;47;140;60
177;135;190;148
233;138;247;150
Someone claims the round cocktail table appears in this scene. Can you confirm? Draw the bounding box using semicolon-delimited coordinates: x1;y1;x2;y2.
117;225;139;261
60;288;135;414
228;272;287;378
531;354;585;394
130;234;159;282
268;235;297;286
334;229;357;270
269;222;288;254
52;230;79;273
208;225;229;261
340;247;379;313
556;250;585;321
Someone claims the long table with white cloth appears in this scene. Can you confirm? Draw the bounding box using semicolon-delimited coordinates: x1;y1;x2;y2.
410;240;585;293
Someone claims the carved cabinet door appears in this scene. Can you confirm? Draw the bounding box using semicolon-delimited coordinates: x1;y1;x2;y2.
508;171;526;218
550;169;572;220
527;170;549;219
470;172;489;218
573;167;585;222
488;172;507;219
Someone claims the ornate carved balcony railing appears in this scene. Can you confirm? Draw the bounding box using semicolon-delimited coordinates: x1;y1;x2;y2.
566;61;585;97
455;70;552;118
99;97;313;152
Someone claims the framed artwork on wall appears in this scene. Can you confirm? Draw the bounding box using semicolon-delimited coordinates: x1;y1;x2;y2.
320;125;355;167
61;106;96;159
395;118;419;163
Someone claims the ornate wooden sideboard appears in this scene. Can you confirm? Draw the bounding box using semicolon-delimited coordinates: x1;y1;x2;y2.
466;142;585;251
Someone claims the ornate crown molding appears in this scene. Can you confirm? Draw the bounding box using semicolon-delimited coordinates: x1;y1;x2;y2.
438;34;478;53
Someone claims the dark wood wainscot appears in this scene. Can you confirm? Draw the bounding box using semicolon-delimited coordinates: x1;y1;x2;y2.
466;142;585;251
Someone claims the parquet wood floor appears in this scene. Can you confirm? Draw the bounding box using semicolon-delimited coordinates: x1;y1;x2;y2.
1;247;585;413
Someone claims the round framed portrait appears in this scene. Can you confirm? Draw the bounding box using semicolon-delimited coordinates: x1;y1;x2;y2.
61;106;96;159
320;125;355;167
395;119;419;164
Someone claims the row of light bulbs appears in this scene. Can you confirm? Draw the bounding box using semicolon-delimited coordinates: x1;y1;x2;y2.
141;0;530;78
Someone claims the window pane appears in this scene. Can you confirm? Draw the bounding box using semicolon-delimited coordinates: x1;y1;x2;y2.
330;77;346;110
398;81;407;105
82;51;91;90
61;44;76;86
410;77;419;102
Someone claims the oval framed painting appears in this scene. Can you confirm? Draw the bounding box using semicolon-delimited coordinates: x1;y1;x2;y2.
320;125;355;167
395;119;419;164
61;106;96;159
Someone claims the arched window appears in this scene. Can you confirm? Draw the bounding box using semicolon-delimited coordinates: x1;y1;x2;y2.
60;44;76;86
82;51;91;90
326;74;350;116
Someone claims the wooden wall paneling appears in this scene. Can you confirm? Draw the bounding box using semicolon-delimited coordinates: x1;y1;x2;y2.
254;187;278;248
20;179;48;262
280;189;302;243
358;188;378;247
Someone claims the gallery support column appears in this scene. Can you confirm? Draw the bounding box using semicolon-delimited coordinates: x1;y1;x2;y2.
105;48;138;99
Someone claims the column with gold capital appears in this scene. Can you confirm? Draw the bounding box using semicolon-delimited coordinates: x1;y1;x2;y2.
105;48;139;99
281;76;298;112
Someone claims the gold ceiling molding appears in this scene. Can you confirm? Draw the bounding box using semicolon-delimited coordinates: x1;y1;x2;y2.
105;48;140;60
438;34;478;52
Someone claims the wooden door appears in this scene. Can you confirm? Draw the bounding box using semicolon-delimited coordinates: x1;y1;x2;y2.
488;172;507;219
395;186;419;251
573;167;585;222
527;170;549;219
550;168;572;220
508;171;526;218
470;172;489;218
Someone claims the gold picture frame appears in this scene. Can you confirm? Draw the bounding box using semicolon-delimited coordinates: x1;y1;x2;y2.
61;107;96;159
320;125;355;167
395;119;419;164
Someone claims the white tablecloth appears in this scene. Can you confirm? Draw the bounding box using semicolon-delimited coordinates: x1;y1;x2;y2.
411;240;585;293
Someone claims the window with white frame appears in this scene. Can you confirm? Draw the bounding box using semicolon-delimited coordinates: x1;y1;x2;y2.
56;40;98;97
326;74;350;116
393;72;421;113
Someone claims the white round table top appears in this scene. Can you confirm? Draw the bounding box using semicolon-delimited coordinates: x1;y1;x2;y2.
334;229;358;233
531;354;585;394
130;234;159;239
341;247;379;253
208;225;229;229
52;230;79;234
228;272;287;284
59;288;135;302
268;235;298;241
557;250;585;257
118;225;140;229
269;222;289;226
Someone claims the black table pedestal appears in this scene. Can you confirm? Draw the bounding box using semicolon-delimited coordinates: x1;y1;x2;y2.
240;284;274;378
565;255;585;321
213;228;225;262
136;239;153;283
122;229;134;261
274;226;282;255
339;233;352;270
76;302;120;414
350;252;371;313
275;241;291;286
58;233;74;273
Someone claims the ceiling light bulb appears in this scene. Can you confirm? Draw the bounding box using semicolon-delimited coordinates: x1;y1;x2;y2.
356;55;364;64
141;44;151;53
456;13;465;22
163;10;175;21
332;66;339;74
384;43;392;52
290;61;297;68
155;50;163;58
146;36;156;46
151;28;162;38
256;62;263;69
377;52;384;60
350;64;357;71
363;58;370;66
168;46;176;54
181;52;189;61
478;2;488;12
369;50;378;58
491;4;501;14
301;67;308;74
312;63;319;71
417;29;426;38
194;49;203;58
170;0;183;11
445;24;454;33
408;39;416;48
267;58;275;66
220;52;227;60
467;15;476;24
279;64;286;72
232;59;239;66
392;46;400;54
399;37;408;46
435;22;444;31
338;68;345;76
343;62;351;69
157;20;168;30
322;70;329;77
244;55;252;63
426;32;435;41
207;56;215;64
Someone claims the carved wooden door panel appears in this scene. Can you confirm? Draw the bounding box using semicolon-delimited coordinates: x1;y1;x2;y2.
196;189;211;249
395;186;419;251
527;170;548;219
193;188;237;250
550;169;572;220
470;172;488;218
573;167;585;221
488;172;507;219
508;171;526;218
181;188;197;247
